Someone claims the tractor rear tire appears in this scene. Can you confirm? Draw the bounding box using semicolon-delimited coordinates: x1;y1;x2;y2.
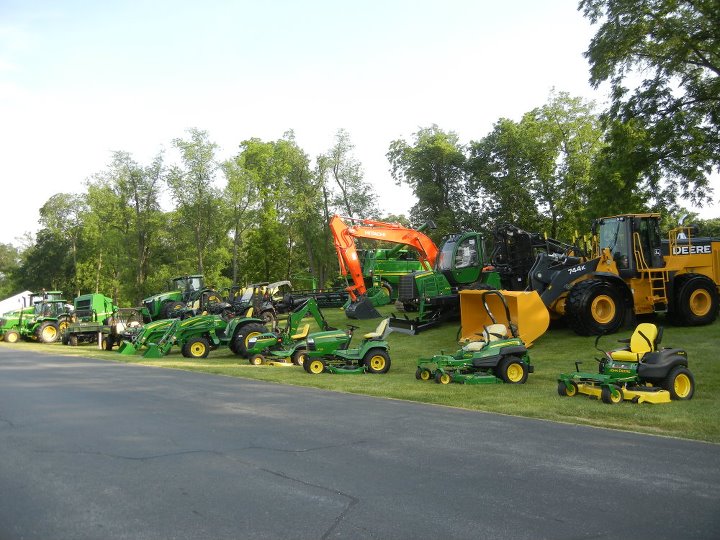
233;322;267;357
662;366;695;400
4;330;20;343
363;349;391;374
670;275;719;327
162;301;185;319
291;349;307;366
566;279;626;336
182;337;210;359
497;356;528;384
37;322;60;343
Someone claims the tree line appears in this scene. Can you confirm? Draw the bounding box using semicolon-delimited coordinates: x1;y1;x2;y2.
0;0;718;305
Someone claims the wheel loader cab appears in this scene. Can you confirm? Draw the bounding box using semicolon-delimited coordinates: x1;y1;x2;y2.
595;215;664;278
608;323;660;362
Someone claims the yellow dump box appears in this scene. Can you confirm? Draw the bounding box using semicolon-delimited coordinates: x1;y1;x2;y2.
459;290;550;347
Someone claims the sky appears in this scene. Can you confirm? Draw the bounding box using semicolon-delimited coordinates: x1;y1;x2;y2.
0;0;717;246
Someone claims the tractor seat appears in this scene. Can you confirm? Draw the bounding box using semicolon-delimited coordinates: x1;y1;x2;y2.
462;324;508;352
609;323;659;362
291;323;310;340
364;318;390;340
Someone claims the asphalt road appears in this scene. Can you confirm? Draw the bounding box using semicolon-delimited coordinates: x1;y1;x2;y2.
1;347;718;540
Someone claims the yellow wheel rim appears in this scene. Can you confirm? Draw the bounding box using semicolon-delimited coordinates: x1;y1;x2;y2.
5;332;18;343
506;362;524;383
420;370;431;381
42;326;57;340
674;373;692;398
439;373;451;384
190;342;206;357
566;383;577;397
610;388;623;403
308;360;324;374
245;332;261;347
369;355;386;371
689;289;711;317
591;295;616;324
59;321;69;332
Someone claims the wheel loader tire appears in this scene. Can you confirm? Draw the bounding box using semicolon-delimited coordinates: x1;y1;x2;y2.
37;322;59;343
363;349;391;374
497;356;528;384
566;279;625;336
670;275;719;327
4;330;20;343
601;385;624;404
291;349;307;366
232;323;267;357
182;337;210;359
663;366;695;400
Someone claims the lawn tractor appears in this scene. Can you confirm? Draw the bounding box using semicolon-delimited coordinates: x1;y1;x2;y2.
244;297;334;366
416;290;534;385
1;290;72;343
302;318;392;375
557;323;695;404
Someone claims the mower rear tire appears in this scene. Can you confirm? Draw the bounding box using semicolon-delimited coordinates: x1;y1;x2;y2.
363;349;391;374
557;381;578;397
434;371;451;385
601;385;624;404
182;337;210;359
304;358;326;374
291;349;307;366
4;330;20;343
663;366;695;400
233;323;267;357
37;322;60;343
497;356;528;384
566;279;625;336
249;354;264;366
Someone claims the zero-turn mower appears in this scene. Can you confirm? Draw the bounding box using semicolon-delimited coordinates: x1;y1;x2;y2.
557;323;695;404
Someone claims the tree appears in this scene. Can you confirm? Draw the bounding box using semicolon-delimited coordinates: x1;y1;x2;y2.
580;0;720;210
387;125;468;238
0;243;21;298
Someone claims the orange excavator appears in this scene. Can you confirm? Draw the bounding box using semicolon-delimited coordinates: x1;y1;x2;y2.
329;215;439;319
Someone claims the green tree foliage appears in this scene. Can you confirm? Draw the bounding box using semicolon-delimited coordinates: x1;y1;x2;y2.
0;243;21;298
469;92;604;238
387;125;468;238
580;0;720;208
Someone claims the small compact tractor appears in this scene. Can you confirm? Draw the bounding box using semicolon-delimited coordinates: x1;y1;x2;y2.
302;318;392;375
244;298;334;366
415;290;533;384
557;323;695;404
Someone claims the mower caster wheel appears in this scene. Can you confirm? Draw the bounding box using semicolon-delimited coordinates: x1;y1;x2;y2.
434;371;451;385
557;381;578;397
249;354;264;366
601;385;624;404
416;368;432;381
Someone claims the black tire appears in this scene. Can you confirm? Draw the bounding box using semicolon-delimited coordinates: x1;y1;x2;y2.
434;371;451;384
566;279;626;336
363;349;391;374
61;333;69;345
182;336;210;359
58;316;71;335
248;353;264;366
3;330;20;343
69;334;78;347
37;321;60;343
662;366;695;400
104;336;114;351
304;357;326;374
601;385;624;404
291;348;307;366
670;275;719;326
497;356;529;384
232;322;267;357
162;301;185;319
557;381;578;397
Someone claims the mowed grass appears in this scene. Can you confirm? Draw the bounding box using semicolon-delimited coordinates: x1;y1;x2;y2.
2;305;719;443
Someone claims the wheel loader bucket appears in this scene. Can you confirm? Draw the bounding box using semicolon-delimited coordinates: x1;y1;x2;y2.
459;290;549;347
117;340;138;355
345;297;382;319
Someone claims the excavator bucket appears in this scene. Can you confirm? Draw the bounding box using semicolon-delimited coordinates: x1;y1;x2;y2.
459;290;549;347
345;297;382;319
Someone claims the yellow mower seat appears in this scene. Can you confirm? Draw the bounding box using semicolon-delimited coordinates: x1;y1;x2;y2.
364;318;390;340
291;323;310;340
609;323;659;362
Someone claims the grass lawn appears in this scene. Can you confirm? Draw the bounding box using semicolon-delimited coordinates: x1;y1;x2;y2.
2;305;719;443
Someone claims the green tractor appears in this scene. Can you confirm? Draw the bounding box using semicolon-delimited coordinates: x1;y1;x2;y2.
61;293;118;347
141;275;221;321
557;323;695;404
302;318;392;375
1;291;72;343
416;290;533;385
0;306;35;342
244;297;334;366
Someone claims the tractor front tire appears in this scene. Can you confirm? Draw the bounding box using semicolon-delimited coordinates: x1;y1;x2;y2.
37;322;60;343
670;275;719;327
663;366;695;400
363;349;391;374
566;279;626;336
182;337;210;359
497;356;529;384
304;358;326;374
233;323;267;357
4;330;20;343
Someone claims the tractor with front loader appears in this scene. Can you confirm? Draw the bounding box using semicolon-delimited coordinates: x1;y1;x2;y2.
528;214;720;335
557;323;695;404
0;291;72;343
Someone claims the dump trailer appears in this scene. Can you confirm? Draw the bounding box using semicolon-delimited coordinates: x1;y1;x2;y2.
62;293;118;347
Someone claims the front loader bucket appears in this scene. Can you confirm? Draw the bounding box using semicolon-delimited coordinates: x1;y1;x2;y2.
345;297;382;319
142;343;165;358
117;340;138;355
459;290;549;347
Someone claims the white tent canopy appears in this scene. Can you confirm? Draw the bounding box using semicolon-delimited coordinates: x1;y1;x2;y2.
0;291;32;315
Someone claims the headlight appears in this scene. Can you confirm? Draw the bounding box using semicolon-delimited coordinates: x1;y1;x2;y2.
307;337;316;351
